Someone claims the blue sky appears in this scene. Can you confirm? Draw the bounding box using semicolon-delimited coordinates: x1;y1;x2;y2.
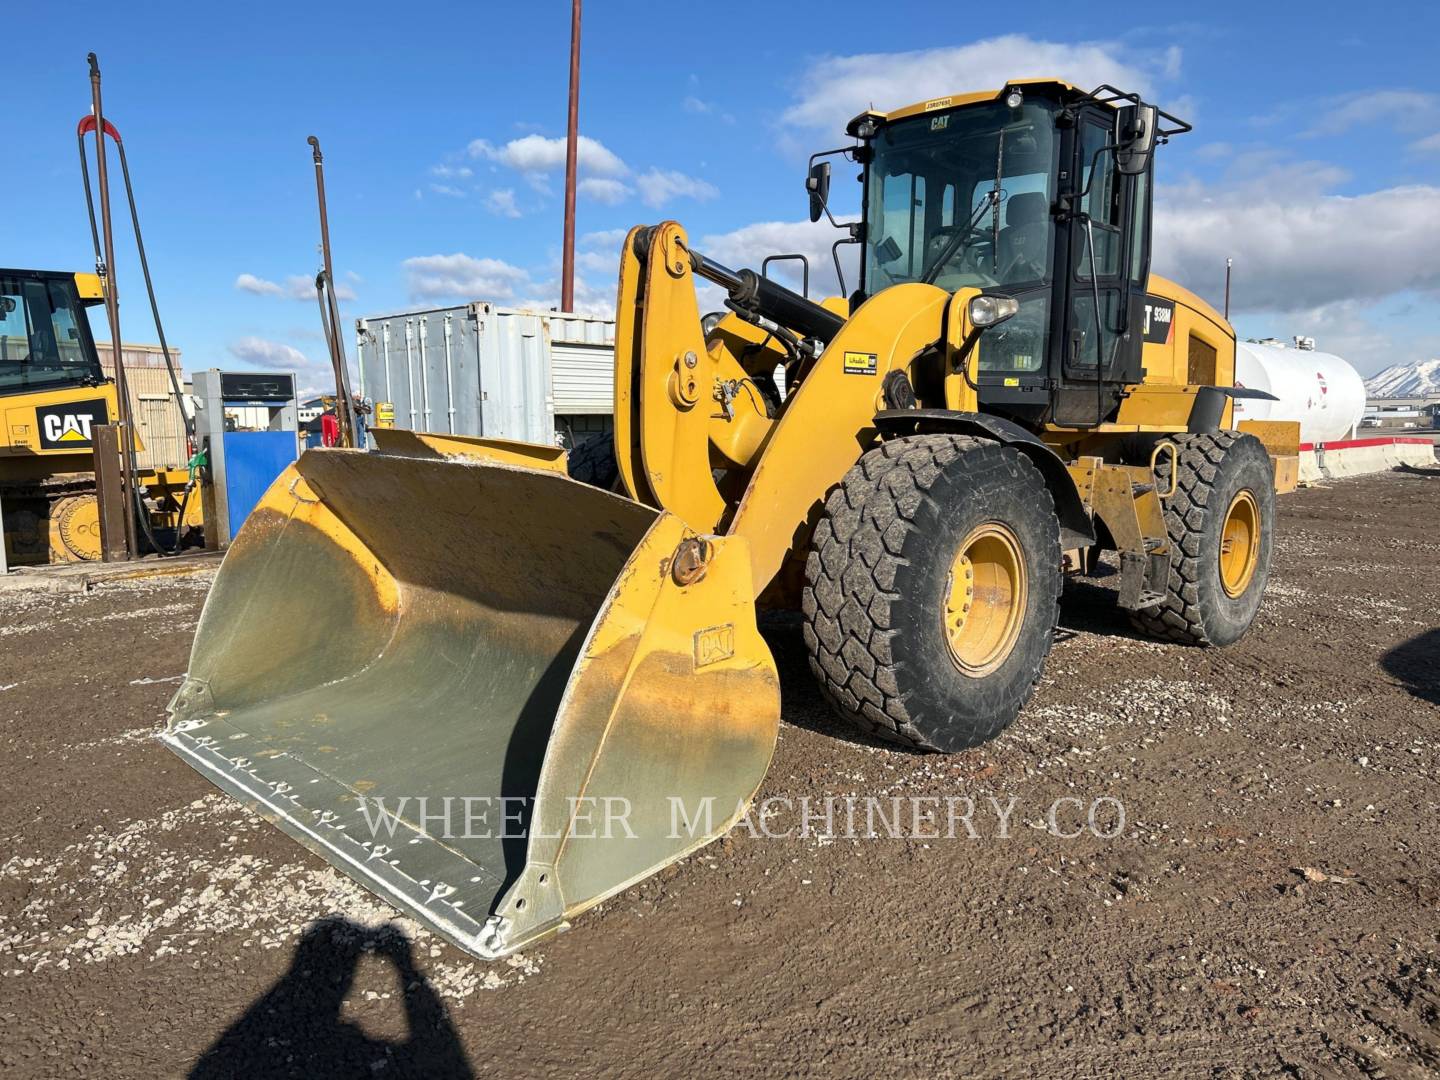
11;1;1440;389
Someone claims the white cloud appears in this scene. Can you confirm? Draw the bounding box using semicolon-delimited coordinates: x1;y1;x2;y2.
402;253;532;302
228;336;307;368
1305;90;1440;137
699;219;861;299
514;273;616;318
1412;132;1440;154
578;177;632;205
430;163;473;179
581;227;629;249
226;337;355;398
484;189;522;218
576;249;617;274
635;168;719;208
235;273;283;297
1151;157;1440;375
682;96;713;114
428;183;467;198
1154;178;1440;313
780;36;1166;135
468;133;628;177
235;273;356;303
1234;298;1440;378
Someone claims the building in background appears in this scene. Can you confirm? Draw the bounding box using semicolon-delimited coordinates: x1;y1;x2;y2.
95;342;191;470
1361;397;1439;430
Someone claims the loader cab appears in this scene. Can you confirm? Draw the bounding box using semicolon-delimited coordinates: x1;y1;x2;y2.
849;82;1185;428
0;269;106;399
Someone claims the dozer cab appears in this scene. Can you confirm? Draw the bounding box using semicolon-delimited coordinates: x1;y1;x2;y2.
167;80;1292;958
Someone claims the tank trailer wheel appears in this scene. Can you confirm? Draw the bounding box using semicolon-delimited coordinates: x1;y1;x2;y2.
1129;431;1275;646
566;433;620;491
802;434;1062;752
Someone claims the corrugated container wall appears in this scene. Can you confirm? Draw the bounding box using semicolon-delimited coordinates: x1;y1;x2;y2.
96;342;190;471
355;303;615;448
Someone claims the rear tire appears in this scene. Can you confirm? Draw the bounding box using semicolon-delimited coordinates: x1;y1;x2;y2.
566;434;619;491
1129;431;1274;646
802;435;1062;752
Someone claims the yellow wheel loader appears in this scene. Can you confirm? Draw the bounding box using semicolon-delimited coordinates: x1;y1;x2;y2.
166;81;1295;958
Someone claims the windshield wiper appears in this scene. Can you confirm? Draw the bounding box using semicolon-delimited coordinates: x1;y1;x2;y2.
919;190;997;285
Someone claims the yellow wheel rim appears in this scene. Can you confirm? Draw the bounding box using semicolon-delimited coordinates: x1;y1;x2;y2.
943;522;1028;677
1219;489;1261;598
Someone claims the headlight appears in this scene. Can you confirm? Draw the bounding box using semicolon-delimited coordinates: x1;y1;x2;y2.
700;311;725;337
969;294;1019;328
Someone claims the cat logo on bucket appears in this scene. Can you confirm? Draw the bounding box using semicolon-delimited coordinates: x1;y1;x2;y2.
35;400;109;450
694;624;736;669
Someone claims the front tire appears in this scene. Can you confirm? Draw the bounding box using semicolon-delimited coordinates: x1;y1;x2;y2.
802;435;1062;752
1130;431;1274;646
566;433;620;490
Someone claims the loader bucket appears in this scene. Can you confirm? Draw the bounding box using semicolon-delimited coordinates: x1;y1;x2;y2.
165;447;779;957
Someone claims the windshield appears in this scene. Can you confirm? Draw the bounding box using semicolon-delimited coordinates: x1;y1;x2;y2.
0;274;104;395
863;99;1058;295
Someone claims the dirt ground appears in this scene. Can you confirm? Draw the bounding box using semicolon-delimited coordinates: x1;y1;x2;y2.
1;468;1437;1079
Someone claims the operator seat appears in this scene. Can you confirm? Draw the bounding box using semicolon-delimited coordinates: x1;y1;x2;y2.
997;192;1050;281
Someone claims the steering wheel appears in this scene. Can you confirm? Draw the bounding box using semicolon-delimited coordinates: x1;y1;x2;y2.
923;225;992;280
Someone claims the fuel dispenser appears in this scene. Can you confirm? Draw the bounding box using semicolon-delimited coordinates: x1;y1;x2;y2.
192;369;298;546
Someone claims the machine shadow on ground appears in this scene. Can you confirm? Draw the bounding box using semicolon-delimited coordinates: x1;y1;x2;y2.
759;611;902;751
187;917;474;1080
759;567;1150;753
1382;627;1440;707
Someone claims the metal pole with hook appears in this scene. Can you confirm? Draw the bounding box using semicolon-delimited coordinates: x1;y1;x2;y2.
86;53;138;559
307;136;358;447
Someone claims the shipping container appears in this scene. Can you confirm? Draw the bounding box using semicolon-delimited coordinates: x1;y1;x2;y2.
354;303;614;448
96;342;191;471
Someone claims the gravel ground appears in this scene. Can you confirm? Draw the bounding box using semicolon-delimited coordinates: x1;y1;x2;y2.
0;468;1437;1079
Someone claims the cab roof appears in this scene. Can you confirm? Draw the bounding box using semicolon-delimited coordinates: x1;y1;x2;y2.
847;79;1094;136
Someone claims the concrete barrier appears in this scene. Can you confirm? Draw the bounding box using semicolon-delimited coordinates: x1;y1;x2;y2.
1299;436;1436;484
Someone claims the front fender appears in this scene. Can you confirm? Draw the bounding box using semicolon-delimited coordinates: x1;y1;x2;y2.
874;409;1096;550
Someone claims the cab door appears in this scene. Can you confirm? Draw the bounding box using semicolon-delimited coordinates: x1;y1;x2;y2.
1051;113;1148;426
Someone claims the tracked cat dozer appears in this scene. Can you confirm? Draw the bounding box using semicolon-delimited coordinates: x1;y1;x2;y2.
167;81;1294;958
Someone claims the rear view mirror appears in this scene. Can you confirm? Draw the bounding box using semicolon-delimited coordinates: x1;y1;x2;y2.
807;160;832;222
1116;103;1157;176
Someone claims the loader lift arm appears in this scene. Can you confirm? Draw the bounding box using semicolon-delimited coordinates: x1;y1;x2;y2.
614;221;1107;604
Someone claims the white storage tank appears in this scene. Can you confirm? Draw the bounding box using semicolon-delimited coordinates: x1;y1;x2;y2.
1231;338;1365;445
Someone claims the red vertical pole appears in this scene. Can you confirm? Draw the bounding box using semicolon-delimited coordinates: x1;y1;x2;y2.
561;0;582;313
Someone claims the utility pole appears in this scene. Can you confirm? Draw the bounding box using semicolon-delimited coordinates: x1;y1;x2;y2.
561;0;582;312
1224;257;1233;321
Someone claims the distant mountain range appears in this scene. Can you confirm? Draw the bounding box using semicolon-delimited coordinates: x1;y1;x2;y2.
1364;358;1440;399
